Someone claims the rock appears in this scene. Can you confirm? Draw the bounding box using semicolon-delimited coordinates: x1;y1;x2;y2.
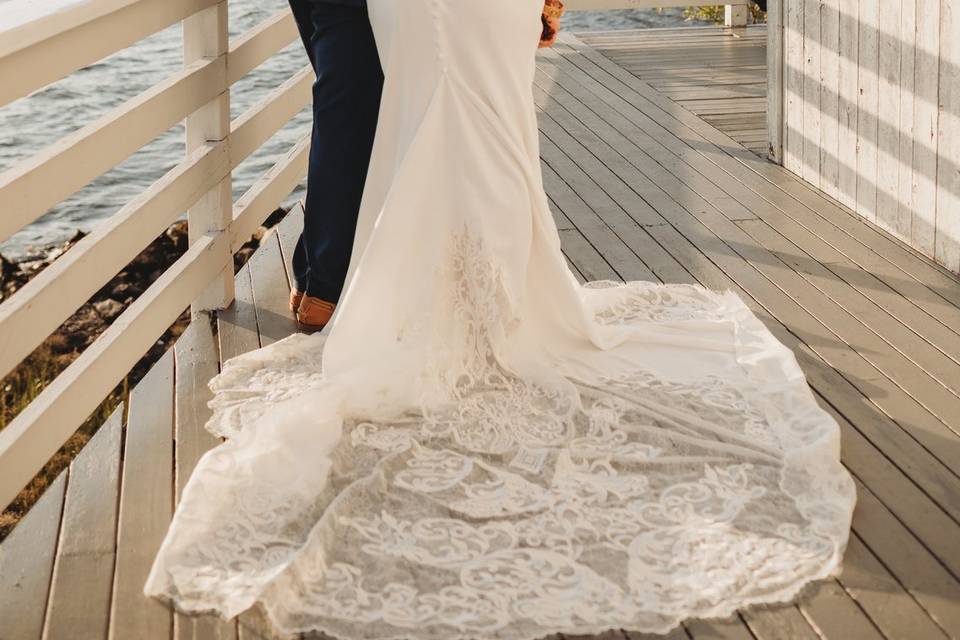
0;253;13;279
93;299;124;322
234;246;255;271
165;221;188;252
108;282;133;301
263;206;288;229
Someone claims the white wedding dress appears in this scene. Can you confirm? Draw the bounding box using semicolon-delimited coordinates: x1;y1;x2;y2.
145;1;856;637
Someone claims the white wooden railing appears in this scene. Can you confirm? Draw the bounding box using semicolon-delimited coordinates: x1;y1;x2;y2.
0;0;311;509
0;0;753;510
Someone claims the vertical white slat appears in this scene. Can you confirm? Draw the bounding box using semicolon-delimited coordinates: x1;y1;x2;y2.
184;1;234;313
767;0;784;163
819;0;841;198
935;0;960;271
875;0;903;232
911;0;941;257
802;0;822;185
784;0;805;174
725;4;749;27
896;0;917;239
855;0;880;222
837;0;860;209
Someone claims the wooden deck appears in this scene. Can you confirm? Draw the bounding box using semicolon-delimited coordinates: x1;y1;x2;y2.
579;25;768;156
4;31;960;640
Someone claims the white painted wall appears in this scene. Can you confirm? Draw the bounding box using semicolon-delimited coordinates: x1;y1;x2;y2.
772;0;960;273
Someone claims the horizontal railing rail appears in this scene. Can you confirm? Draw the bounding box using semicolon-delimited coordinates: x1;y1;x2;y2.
0;0;307;509
0;0;756;509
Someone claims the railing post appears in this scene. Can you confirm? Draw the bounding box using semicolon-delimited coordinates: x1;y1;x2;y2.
725;3;749;27
183;1;233;315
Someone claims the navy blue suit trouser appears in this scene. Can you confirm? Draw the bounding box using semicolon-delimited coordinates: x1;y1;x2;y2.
288;0;383;302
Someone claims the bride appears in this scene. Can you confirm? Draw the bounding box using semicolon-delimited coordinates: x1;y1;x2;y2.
146;0;855;637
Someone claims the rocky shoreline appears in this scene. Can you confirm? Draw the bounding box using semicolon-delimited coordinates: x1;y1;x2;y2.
0;206;288;540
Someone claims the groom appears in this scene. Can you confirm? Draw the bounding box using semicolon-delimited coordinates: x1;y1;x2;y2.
287;0;383;330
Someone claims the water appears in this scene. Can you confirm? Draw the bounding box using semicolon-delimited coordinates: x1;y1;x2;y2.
0;1;704;258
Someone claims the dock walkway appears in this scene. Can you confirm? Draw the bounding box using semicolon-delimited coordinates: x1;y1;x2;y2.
579;25;768;155
3;29;960;640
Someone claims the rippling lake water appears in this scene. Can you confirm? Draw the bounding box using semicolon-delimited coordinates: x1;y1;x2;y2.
0;1;706;258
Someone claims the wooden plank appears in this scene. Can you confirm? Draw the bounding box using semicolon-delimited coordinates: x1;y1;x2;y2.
895;0;918;239
236;606;296;640
855;0;880;222
43;406;123;640
819;0;840;196
736;218;960;413
219;263;261;359
624;627;690;640
742;605;819;640
173;319;237;640
109;351;174;640
766;2;785;164
537;144;657;283
275;204;304;285
935;0;960;272
801;0;821;185
0;472;66;639
537;106;664;226
783;0;804;174
174;319;221;499
838;533;950;639
247;230;298;347
875;0;903;233
684;617;754;640
799;579;884;640
836;1;861;209
911;0;941;258
849;476;960;636
557;227;620;282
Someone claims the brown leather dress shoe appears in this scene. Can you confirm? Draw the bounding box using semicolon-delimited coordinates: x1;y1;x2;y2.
296;295;336;331
289;289;305;313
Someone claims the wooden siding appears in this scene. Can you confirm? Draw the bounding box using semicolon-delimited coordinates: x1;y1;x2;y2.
775;0;960;274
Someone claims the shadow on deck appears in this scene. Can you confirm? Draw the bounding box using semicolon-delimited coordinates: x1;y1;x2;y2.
3;30;960;640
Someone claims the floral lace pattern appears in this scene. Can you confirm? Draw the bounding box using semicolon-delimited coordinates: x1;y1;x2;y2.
145;229;854;639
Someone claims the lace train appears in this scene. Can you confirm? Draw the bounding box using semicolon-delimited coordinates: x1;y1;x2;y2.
147;274;854;638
